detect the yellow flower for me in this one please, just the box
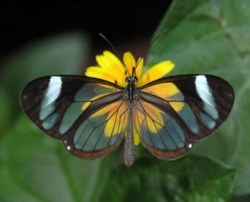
[85,51,177,145]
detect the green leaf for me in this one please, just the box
[0,115,117,202]
[0,32,89,120]
[0,114,236,202]
[0,87,11,136]
[100,156,236,202]
[147,0,250,195]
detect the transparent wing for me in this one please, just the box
[64,99,129,159]
[135,75,234,159]
[21,76,129,159]
[134,99,195,159]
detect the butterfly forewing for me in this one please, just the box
[21,76,128,159]
[137,74,234,159]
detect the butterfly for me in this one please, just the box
[20,50,234,168]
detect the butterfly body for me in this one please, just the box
[123,70,140,167]
[124,105,135,168]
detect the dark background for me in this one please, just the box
[0,2,172,58]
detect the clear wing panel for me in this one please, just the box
[66,100,129,159]
[134,100,195,160]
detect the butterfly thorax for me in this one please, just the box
[125,76,138,103]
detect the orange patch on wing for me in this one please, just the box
[72,137,123,159]
[74,147,111,159]
[143,144,187,159]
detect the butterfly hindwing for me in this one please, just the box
[134,98,196,160]
[136,74,234,159]
[21,76,129,159]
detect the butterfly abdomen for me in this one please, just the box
[124,105,135,168]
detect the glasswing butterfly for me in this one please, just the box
[20,38,234,168]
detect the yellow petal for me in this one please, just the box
[140,60,175,85]
[89,101,115,118]
[86,51,127,87]
[82,102,91,111]
[97,51,124,74]
[123,52,136,76]
[169,102,184,112]
[85,66,115,82]
[85,66,127,87]
[124,126,141,145]
[135,58,144,80]
[81,93,113,113]
[104,117,120,137]
[134,127,141,145]
[103,101,127,137]
[142,83,180,100]
[136,101,164,134]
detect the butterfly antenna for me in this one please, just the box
[135,30,168,70]
[99,33,130,75]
